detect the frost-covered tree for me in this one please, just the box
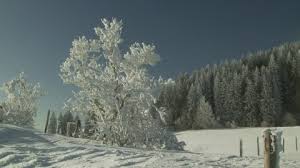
[269,55,283,124]
[260,67,276,126]
[183,84,199,129]
[60,18,182,149]
[233,73,244,124]
[244,78,259,126]
[0,72,45,128]
[48,112,57,134]
[173,73,190,129]
[192,96,216,129]
[213,72,226,124]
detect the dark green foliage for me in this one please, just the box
[157,42,300,130]
[83,111,97,137]
[61,111,74,135]
[47,112,57,134]
[57,112,63,134]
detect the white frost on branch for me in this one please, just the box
[60,18,182,149]
[0,72,45,127]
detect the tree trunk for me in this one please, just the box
[44,109,50,133]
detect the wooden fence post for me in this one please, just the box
[257,136,260,156]
[282,138,285,153]
[66,122,71,137]
[263,129,271,168]
[296,136,298,151]
[44,109,50,133]
[263,128,283,168]
[240,139,243,157]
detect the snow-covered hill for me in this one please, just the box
[0,124,299,168]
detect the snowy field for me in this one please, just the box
[176,127,300,164]
[0,124,300,168]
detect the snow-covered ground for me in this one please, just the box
[0,124,300,168]
[176,127,300,158]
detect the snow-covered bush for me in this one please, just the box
[0,72,45,128]
[60,18,182,150]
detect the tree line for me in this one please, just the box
[156,42,300,130]
[47,111,95,137]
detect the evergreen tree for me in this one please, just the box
[47,112,57,134]
[57,112,63,134]
[213,72,226,124]
[84,111,97,137]
[61,111,74,135]
[184,84,199,129]
[260,67,276,126]
[244,78,259,126]
[228,72,243,125]
[269,55,283,125]
[253,67,262,124]
[174,73,191,129]
[156,82,177,127]
[193,97,216,129]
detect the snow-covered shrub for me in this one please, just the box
[60,18,182,150]
[0,72,45,128]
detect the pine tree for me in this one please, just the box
[156,82,177,127]
[193,97,216,129]
[260,67,276,126]
[174,73,191,129]
[213,72,226,124]
[154,42,300,129]
[61,111,74,135]
[57,112,63,134]
[244,78,258,126]
[47,112,57,134]
[269,55,282,125]
[253,67,262,124]
[184,84,199,129]
[227,72,243,125]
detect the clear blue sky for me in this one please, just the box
[0,0,300,129]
